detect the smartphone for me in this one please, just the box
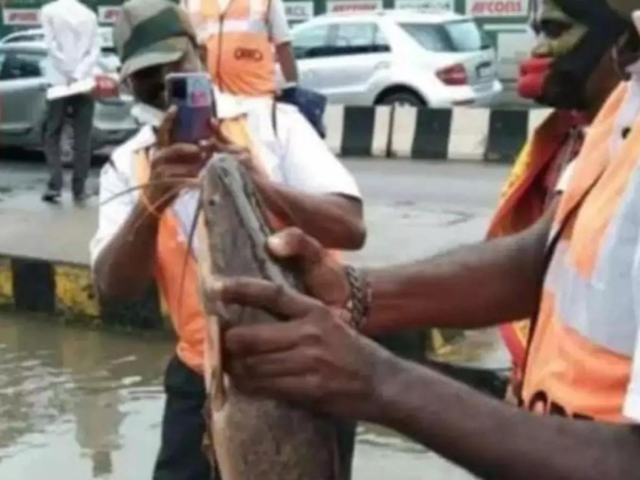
[166,72,215,144]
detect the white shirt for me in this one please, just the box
[90,100,360,266]
[41,0,100,86]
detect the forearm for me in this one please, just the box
[276,42,298,84]
[372,354,640,480]
[257,179,365,250]
[362,206,555,335]
[94,202,160,300]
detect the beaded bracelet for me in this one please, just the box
[343,265,372,331]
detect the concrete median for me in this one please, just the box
[324,104,551,163]
[0,192,457,357]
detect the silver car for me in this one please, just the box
[0,44,136,154]
[291,10,503,107]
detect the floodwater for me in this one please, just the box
[0,314,475,480]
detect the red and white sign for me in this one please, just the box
[2,8,41,26]
[467,0,529,17]
[285,1,313,21]
[327,0,382,14]
[98,6,121,24]
[395,0,453,10]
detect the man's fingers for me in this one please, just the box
[268,227,326,270]
[157,106,177,148]
[216,277,320,319]
[155,143,207,166]
[225,321,310,357]
[229,349,312,378]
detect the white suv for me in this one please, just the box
[290,9,503,107]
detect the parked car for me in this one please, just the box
[0,44,136,153]
[0,27,120,73]
[290,9,503,107]
[0,26,115,52]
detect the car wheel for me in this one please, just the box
[379,91,426,108]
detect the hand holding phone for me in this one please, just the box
[166,72,215,144]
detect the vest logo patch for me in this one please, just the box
[234,47,264,62]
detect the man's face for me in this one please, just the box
[128,48,201,110]
[519,0,626,109]
[531,0,587,60]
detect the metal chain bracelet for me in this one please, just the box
[343,265,371,331]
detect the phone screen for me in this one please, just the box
[166,73,215,144]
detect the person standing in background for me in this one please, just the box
[181,0,298,99]
[41,0,100,204]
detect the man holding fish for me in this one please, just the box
[217,0,640,477]
[90,1,364,478]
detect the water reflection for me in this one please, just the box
[0,314,474,480]
[0,314,169,478]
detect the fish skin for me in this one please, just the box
[195,154,346,480]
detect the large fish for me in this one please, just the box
[193,154,349,480]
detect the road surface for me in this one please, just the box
[0,155,511,480]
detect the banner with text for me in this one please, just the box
[467,0,529,17]
[395,0,453,10]
[98,6,121,24]
[2,8,40,25]
[285,1,314,21]
[326,0,382,13]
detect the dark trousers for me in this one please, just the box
[153,356,357,480]
[153,356,215,480]
[43,94,94,195]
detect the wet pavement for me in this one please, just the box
[0,313,477,480]
[0,157,510,479]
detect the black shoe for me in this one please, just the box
[42,189,61,204]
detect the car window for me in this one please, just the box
[5,33,42,44]
[399,23,449,52]
[0,52,43,80]
[443,20,491,52]
[293,25,331,59]
[332,23,390,55]
[400,20,491,53]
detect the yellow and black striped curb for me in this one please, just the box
[0,253,457,352]
[0,254,460,349]
[0,255,171,331]
[0,252,456,353]
[0,254,507,396]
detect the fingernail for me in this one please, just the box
[267,235,285,254]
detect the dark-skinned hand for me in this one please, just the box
[145,107,250,212]
[267,227,351,310]
[215,277,393,421]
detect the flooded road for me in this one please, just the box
[0,314,476,480]
[0,160,505,479]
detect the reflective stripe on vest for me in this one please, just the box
[521,83,640,422]
[185,0,276,96]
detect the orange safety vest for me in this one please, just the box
[522,83,639,421]
[487,111,586,378]
[135,116,339,373]
[184,0,277,97]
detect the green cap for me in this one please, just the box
[114,0,197,80]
